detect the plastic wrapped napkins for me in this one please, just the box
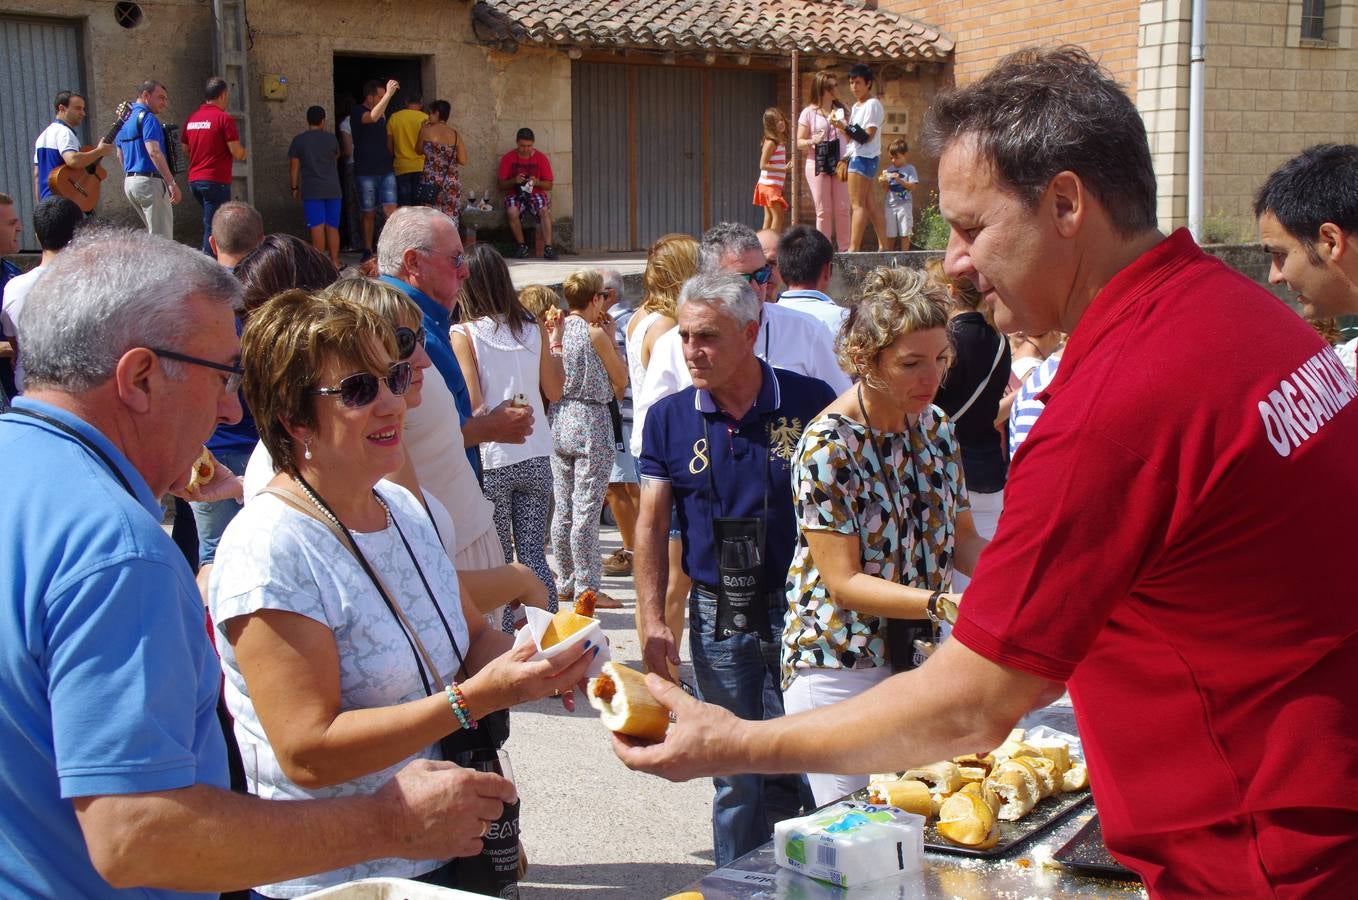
[774,801,924,888]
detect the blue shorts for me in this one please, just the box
[354,173,397,212]
[302,198,341,229]
[847,155,880,178]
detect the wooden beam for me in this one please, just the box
[701,69,712,231]
[628,66,638,251]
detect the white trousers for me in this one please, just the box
[783,665,894,806]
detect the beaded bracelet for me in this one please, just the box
[445,682,477,730]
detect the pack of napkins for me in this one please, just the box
[774,801,925,888]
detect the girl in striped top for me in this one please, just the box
[753,106,791,231]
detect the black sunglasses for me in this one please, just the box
[395,325,426,361]
[308,361,412,408]
[742,263,774,286]
[150,347,244,393]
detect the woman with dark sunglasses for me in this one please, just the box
[210,291,593,898]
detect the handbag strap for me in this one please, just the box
[257,486,451,691]
[949,332,1006,423]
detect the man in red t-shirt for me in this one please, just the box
[612,48,1358,898]
[1255,144,1358,320]
[182,76,246,255]
[497,127,557,261]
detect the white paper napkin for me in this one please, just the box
[511,606,611,678]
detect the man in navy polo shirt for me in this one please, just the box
[375,206,532,480]
[636,270,836,866]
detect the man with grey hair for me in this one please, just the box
[0,228,516,898]
[115,79,180,238]
[376,205,532,481]
[631,221,847,458]
[634,270,836,865]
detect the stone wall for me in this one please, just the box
[242,1,575,248]
[1199,0,1358,229]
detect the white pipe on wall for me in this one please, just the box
[1187,0,1206,241]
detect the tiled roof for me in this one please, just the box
[471,0,953,63]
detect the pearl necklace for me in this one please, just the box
[294,477,392,532]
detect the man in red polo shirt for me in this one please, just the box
[613,47,1358,898]
[182,76,246,255]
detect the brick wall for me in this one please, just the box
[885,0,1141,90]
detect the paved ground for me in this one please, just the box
[503,252,648,290]
[513,525,716,899]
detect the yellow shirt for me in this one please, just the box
[387,108,429,175]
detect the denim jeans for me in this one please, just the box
[190,180,232,255]
[189,447,251,566]
[689,585,797,866]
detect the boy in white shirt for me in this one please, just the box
[882,138,919,250]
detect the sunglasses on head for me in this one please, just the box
[743,263,774,286]
[395,325,426,361]
[308,361,413,408]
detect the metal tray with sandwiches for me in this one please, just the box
[858,726,1094,859]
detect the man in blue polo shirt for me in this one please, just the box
[0,227,516,898]
[376,206,533,480]
[636,270,836,866]
[116,80,180,238]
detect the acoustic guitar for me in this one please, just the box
[46,101,132,213]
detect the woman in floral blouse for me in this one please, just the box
[780,266,989,805]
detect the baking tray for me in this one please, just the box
[1052,813,1142,881]
[849,787,1093,859]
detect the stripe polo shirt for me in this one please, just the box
[33,120,80,200]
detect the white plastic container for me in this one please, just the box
[774,801,925,888]
[295,877,484,898]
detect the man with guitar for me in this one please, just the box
[33,92,115,207]
[115,80,180,238]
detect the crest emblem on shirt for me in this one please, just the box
[768,417,803,461]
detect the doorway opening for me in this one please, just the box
[331,53,426,252]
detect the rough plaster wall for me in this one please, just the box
[232,1,572,241]
[7,0,216,237]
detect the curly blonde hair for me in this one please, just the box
[640,233,699,318]
[837,267,952,390]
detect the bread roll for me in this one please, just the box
[867,778,933,821]
[587,662,669,741]
[187,447,214,492]
[957,766,987,786]
[959,781,1001,816]
[541,610,596,648]
[987,760,1039,821]
[952,752,995,774]
[1030,738,1071,776]
[936,790,1000,849]
[1025,756,1057,798]
[904,761,963,795]
[1062,763,1089,792]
